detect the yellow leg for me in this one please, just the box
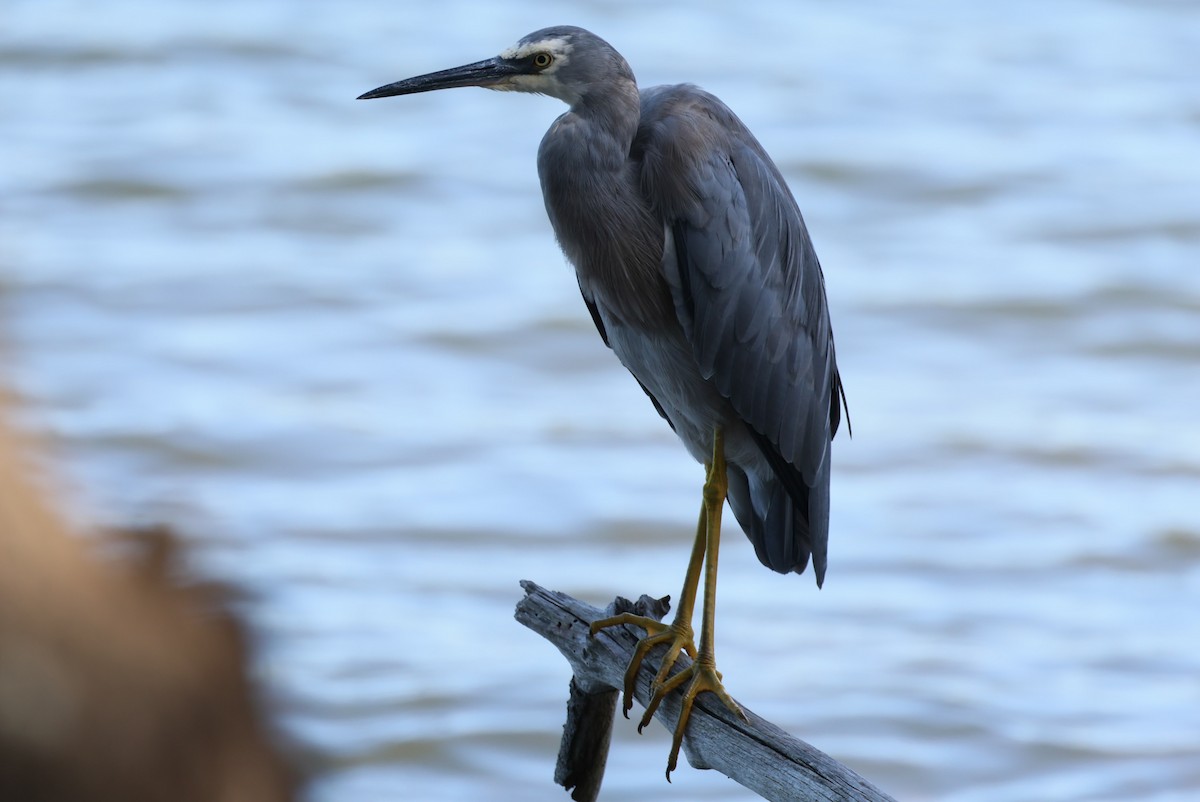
[589,427,746,779]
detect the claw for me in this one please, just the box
[591,614,695,719]
[668,663,739,778]
[591,612,744,780]
[642,657,745,779]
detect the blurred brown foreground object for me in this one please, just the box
[0,417,294,802]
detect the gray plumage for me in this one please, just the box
[360,26,845,584]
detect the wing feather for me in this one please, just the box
[637,85,843,578]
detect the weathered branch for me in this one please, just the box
[515,580,896,802]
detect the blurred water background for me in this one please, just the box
[3,1,1199,799]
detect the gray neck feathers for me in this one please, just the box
[537,82,671,329]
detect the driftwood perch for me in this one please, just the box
[515,580,896,802]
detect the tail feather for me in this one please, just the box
[726,465,824,584]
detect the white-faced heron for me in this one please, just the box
[359,25,847,778]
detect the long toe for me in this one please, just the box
[590,615,697,720]
[662,661,745,780]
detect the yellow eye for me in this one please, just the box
[532,52,553,69]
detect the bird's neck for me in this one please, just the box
[538,85,671,329]
[572,81,641,154]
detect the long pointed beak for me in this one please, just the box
[357,57,521,100]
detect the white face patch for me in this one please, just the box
[499,36,573,67]
[492,36,580,103]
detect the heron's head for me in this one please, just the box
[358,26,634,108]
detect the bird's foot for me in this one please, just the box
[639,653,745,779]
[589,613,697,719]
[591,613,744,779]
